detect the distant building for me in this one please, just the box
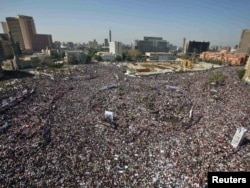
[104,38,109,47]
[184,40,210,54]
[88,39,98,49]
[64,50,84,63]
[133,37,168,54]
[96,52,115,61]
[200,51,248,65]
[32,34,53,52]
[222,46,231,53]
[54,41,61,49]
[210,45,219,52]
[1,15,53,54]
[238,29,250,55]
[109,41,122,57]
[0,33,13,59]
[67,42,74,49]
[21,52,49,63]
[182,38,186,53]
[145,52,176,61]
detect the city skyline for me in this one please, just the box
[1,0,250,47]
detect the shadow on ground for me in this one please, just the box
[0,70,34,81]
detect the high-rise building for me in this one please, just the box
[0,33,14,59]
[1,22,9,34]
[109,30,111,42]
[238,29,250,55]
[109,41,122,57]
[104,38,109,47]
[3,17,25,51]
[133,37,168,54]
[1,15,53,53]
[182,38,186,52]
[184,40,210,54]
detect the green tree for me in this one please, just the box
[236,69,246,80]
[60,51,65,59]
[31,57,41,67]
[209,71,226,85]
[68,54,78,64]
[83,55,91,64]
[115,55,122,62]
[43,57,54,65]
[50,50,59,59]
[122,52,132,61]
[94,55,102,62]
[128,49,141,61]
[88,48,97,58]
[48,62,63,68]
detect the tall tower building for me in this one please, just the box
[109,30,111,42]
[18,15,37,52]
[1,15,53,53]
[183,37,186,52]
[238,29,250,55]
[1,22,9,34]
[104,38,108,47]
[5,17,25,51]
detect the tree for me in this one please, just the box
[209,71,226,85]
[43,57,54,65]
[31,57,41,67]
[50,50,59,59]
[60,52,65,59]
[94,55,102,62]
[122,52,132,61]
[128,49,141,61]
[88,48,97,58]
[115,55,122,62]
[236,69,246,80]
[67,54,78,64]
[83,55,91,64]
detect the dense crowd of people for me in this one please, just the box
[0,63,249,187]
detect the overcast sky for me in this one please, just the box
[1,0,250,47]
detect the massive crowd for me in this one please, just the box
[0,63,249,187]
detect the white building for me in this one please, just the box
[109,41,122,57]
[145,52,176,61]
[96,52,115,61]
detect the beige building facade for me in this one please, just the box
[238,29,250,55]
[1,15,53,54]
[244,57,250,83]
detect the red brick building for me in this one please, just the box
[200,51,248,65]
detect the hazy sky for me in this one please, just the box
[1,0,250,47]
